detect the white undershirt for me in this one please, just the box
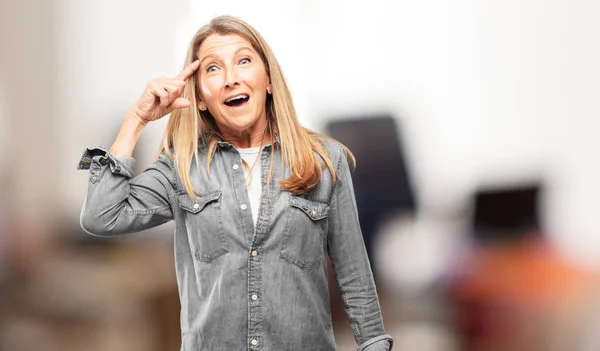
[235,146,262,227]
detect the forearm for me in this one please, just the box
[330,232,389,348]
[108,109,146,158]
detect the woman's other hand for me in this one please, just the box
[130,60,200,124]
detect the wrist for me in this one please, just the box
[126,107,150,127]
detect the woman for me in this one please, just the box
[78,15,393,351]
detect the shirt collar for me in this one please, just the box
[216,135,280,148]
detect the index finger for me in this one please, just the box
[174,59,200,81]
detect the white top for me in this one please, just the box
[235,146,262,227]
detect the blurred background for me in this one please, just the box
[1,0,599,350]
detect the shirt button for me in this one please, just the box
[193,203,200,210]
[251,294,258,301]
[251,250,257,257]
[251,339,258,346]
[233,164,239,170]
[311,209,316,216]
[240,204,247,210]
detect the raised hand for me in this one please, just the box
[130,60,200,124]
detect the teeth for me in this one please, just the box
[226,95,248,103]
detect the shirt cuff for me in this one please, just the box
[77,146,135,179]
[357,334,394,351]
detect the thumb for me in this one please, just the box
[171,97,191,109]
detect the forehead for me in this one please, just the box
[198,34,255,57]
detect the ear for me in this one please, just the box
[267,84,272,95]
[197,100,207,111]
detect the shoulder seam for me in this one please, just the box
[327,142,345,204]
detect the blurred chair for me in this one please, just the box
[326,115,416,276]
[326,115,432,349]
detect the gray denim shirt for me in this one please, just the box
[77,137,393,351]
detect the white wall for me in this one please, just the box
[53,0,600,263]
[1,0,61,242]
[57,0,188,217]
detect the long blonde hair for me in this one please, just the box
[158,15,353,198]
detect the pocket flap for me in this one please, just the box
[178,190,222,214]
[290,195,330,220]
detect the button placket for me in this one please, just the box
[247,148,269,350]
[248,246,262,348]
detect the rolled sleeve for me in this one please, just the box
[77,146,175,236]
[358,334,394,351]
[77,146,135,181]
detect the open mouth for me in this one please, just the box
[224,94,250,107]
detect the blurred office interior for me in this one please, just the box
[1,0,599,350]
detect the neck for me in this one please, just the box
[219,117,271,148]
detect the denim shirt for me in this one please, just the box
[77,137,393,351]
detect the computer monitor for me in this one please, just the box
[472,183,542,243]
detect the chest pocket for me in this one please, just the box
[178,190,229,263]
[280,195,330,269]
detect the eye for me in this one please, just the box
[206,64,218,73]
[239,57,251,65]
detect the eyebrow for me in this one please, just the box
[199,46,255,66]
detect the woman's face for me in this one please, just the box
[196,34,271,135]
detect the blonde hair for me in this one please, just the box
[158,15,354,198]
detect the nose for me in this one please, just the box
[224,67,239,88]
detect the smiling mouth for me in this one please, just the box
[224,95,250,107]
